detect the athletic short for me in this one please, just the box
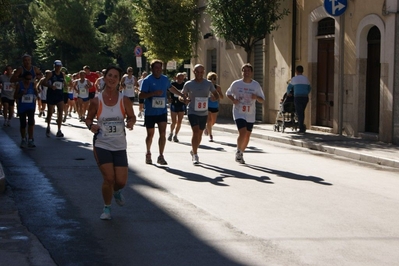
[188,114,207,130]
[235,118,254,132]
[19,109,35,128]
[94,146,128,167]
[208,107,219,113]
[79,97,90,102]
[46,94,63,106]
[68,93,74,100]
[128,97,135,103]
[170,104,186,113]
[1,97,15,106]
[63,93,69,104]
[41,100,47,104]
[144,113,168,128]
[88,92,95,99]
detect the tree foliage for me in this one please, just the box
[0,0,11,22]
[206,0,289,62]
[133,0,199,67]
[0,0,36,67]
[104,0,141,72]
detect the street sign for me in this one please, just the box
[166,61,177,70]
[134,46,143,57]
[136,56,142,68]
[184,64,190,69]
[324,0,347,17]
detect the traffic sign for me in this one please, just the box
[136,56,142,68]
[134,46,142,57]
[324,0,347,17]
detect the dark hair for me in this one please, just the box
[150,59,163,69]
[104,65,123,81]
[296,65,304,73]
[241,63,253,72]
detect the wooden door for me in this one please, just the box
[316,39,334,127]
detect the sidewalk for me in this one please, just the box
[207,117,399,169]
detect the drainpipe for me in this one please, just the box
[291,0,297,77]
[338,15,345,135]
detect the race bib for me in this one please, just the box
[21,94,34,103]
[194,97,208,111]
[3,82,12,91]
[152,97,166,108]
[54,81,63,90]
[79,87,87,95]
[126,84,134,90]
[101,120,124,137]
[238,103,254,114]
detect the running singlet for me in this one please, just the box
[94,93,127,151]
[123,76,136,98]
[77,79,89,99]
[17,81,36,113]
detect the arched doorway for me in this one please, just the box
[365,26,381,133]
[316,18,335,127]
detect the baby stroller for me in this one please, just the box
[273,92,298,133]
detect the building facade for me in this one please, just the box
[193,0,399,144]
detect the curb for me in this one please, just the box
[211,124,399,169]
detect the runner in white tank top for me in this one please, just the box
[85,66,136,220]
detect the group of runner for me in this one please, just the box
[1,56,265,220]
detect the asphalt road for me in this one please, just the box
[1,107,399,266]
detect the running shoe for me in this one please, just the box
[209,135,214,142]
[138,111,142,118]
[20,139,27,148]
[56,130,64,137]
[235,151,245,164]
[28,139,36,148]
[38,112,42,117]
[145,152,152,164]
[46,126,50,137]
[173,135,179,142]
[62,116,67,123]
[167,133,173,141]
[157,155,168,165]
[192,154,199,165]
[100,206,111,220]
[113,190,125,206]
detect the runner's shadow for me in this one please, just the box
[159,166,229,186]
[211,140,264,153]
[245,164,333,186]
[198,163,273,184]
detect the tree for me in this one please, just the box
[0,0,11,22]
[206,0,289,62]
[0,0,36,66]
[29,0,106,69]
[104,0,141,72]
[133,0,199,70]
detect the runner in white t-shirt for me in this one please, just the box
[226,63,265,164]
